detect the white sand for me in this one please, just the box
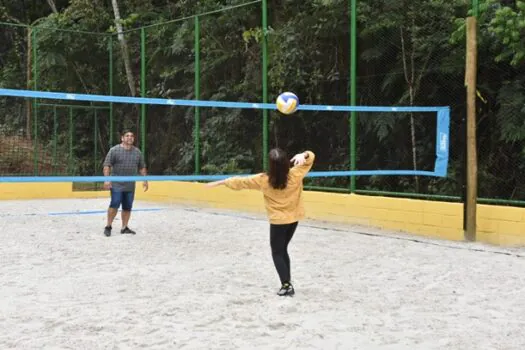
[1,198,525,350]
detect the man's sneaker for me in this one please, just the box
[277,282,295,297]
[104,226,112,237]
[120,226,136,235]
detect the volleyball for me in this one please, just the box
[276,92,299,115]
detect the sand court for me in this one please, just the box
[1,198,525,349]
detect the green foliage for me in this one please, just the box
[0,0,524,201]
[497,80,525,142]
[488,0,525,66]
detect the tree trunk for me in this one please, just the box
[46,0,58,13]
[45,0,90,92]
[110,0,136,97]
[400,25,419,191]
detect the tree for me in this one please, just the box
[110,0,136,97]
[46,0,58,14]
[489,0,525,66]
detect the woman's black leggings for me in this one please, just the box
[270,222,298,284]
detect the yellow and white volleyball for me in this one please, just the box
[276,92,299,115]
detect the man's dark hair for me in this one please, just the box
[267,148,290,190]
[121,130,134,137]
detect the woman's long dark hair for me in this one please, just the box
[267,148,290,189]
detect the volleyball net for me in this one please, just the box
[0,88,449,184]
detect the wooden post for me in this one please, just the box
[465,16,478,241]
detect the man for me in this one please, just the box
[102,130,148,237]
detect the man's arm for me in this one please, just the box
[137,150,148,190]
[102,149,113,190]
[140,167,148,191]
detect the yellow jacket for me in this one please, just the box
[224,151,315,224]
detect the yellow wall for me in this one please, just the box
[2,181,525,246]
[134,182,465,243]
[0,183,101,200]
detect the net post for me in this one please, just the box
[464,16,478,242]
[94,109,98,176]
[349,0,357,193]
[194,16,201,175]
[108,35,114,147]
[262,0,269,171]
[69,107,74,175]
[53,106,58,175]
[140,27,147,159]
[32,27,38,175]
[26,26,32,141]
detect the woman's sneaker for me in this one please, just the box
[277,282,295,296]
[120,227,136,234]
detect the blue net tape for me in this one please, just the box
[0,88,448,112]
[0,171,440,183]
[0,88,450,181]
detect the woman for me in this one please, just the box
[206,148,315,296]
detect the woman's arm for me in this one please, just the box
[206,179,227,188]
[206,174,264,190]
[290,151,315,177]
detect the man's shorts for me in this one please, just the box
[109,190,135,211]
